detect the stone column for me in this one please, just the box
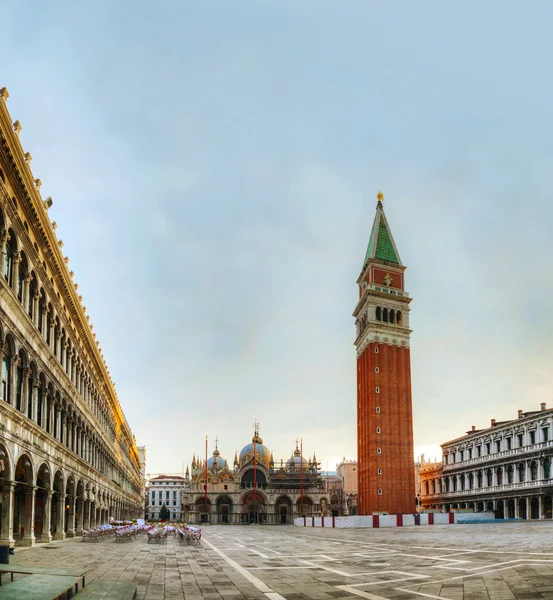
[54,330,60,361]
[62,341,68,371]
[22,273,31,314]
[526,497,531,520]
[85,499,90,530]
[42,491,53,543]
[12,252,21,295]
[10,355,20,407]
[0,229,9,279]
[539,495,544,520]
[66,495,76,537]
[22,368,31,417]
[32,292,40,328]
[32,383,39,424]
[22,486,36,546]
[0,482,15,547]
[514,498,519,519]
[76,496,84,535]
[42,305,49,339]
[48,317,55,352]
[55,493,65,540]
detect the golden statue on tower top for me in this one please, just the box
[377,191,384,203]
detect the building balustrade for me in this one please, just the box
[443,440,553,471]
[442,477,553,497]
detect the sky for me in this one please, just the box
[2,1,553,476]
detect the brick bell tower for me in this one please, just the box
[354,192,415,515]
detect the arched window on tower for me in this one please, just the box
[389,310,395,324]
[383,308,388,323]
[397,311,402,325]
[375,307,381,321]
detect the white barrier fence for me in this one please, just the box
[293,512,495,528]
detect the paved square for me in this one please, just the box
[8,522,553,599]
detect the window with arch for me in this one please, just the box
[389,310,395,324]
[374,347,379,353]
[15,356,23,411]
[1,345,10,402]
[376,427,381,433]
[396,310,402,324]
[377,488,382,495]
[506,464,514,483]
[375,367,379,373]
[27,369,33,418]
[383,308,388,322]
[377,448,381,454]
[4,232,16,286]
[375,306,381,321]
[376,406,380,413]
[377,468,382,475]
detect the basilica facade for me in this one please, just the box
[181,430,328,524]
[0,88,144,546]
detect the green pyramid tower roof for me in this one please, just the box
[363,196,402,268]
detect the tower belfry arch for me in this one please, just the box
[354,192,415,515]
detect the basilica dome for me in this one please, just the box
[207,448,227,470]
[286,445,308,470]
[239,432,271,469]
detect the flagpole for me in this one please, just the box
[205,434,208,523]
[253,420,257,522]
[300,438,304,515]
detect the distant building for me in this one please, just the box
[336,459,358,515]
[420,404,553,519]
[418,457,443,512]
[354,193,415,515]
[148,475,186,521]
[181,427,328,524]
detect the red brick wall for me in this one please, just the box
[357,343,415,515]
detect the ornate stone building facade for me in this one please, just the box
[181,429,328,524]
[148,475,186,521]
[0,88,144,546]
[354,194,415,515]
[420,404,553,519]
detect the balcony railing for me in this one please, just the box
[443,440,553,471]
[441,478,553,497]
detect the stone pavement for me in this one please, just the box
[7,522,553,599]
